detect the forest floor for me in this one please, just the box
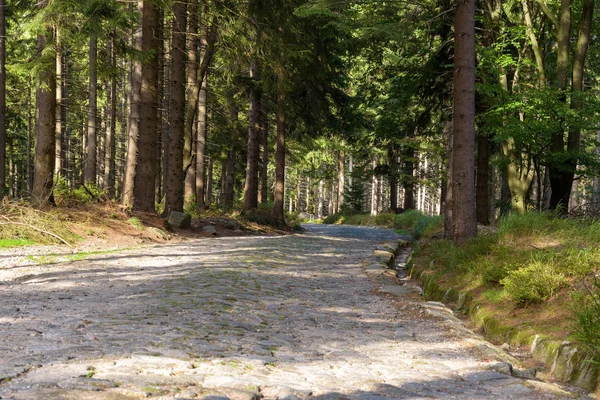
[0,223,592,399]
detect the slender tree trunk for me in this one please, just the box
[451,0,477,245]
[105,37,117,198]
[337,150,344,213]
[0,0,5,198]
[122,5,143,207]
[195,75,208,212]
[53,31,62,181]
[156,11,165,205]
[388,145,398,211]
[32,26,56,204]
[548,0,572,211]
[85,36,98,186]
[259,100,269,204]
[184,0,198,205]
[207,157,213,206]
[132,0,160,212]
[165,0,187,215]
[27,86,33,194]
[370,156,378,216]
[272,76,286,221]
[476,132,490,224]
[242,63,260,212]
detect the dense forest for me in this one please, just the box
[0,0,598,245]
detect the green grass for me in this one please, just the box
[414,212,600,353]
[322,209,443,239]
[0,238,36,248]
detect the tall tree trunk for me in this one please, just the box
[0,0,5,198]
[184,0,198,205]
[317,179,324,218]
[402,130,415,210]
[32,25,56,204]
[223,90,238,210]
[122,4,143,207]
[105,37,117,198]
[337,150,344,213]
[451,0,477,245]
[132,0,160,212]
[85,36,98,186]
[27,86,33,194]
[54,32,63,180]
[388,145,398,211]
[207,156,213,206]
[259,100,269,204]
[548,0,573,211]
[272,76,286,221]
[242,63,260,212]
[370,156,378,216]
[476,132,490,225]
[165,0,187,215]
[195,75,208,212]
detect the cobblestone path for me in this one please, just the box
[0,225,588,399]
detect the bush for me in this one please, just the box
[574,274,600,359]
[501,261,567,305]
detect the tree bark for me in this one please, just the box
[54,31,62,180]
[548,0,572,211]
[132,0,160,212]
[476,132,490,225]
[243,62,261,212]
[0,0,5,198]
[195,75,208,212]
[272,75,286,221]
[388,145,397,211]
[451,0,477,245]
[337,150,345,213]
[122,4,143,207]
[184,0,198,205]
[105,37,117,198]
[85,35,98,186]
[207,156,213,206]
[32,25,56,205]
[259,100,269,204]
[165,0,187,215]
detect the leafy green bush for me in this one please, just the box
[501,261,567,305]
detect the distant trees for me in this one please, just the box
[1,0,599,245]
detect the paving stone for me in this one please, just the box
[0,224,587,400]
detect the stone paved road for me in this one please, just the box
[0,225,587,399]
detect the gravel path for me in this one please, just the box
[0,224,587,399]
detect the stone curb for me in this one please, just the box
[360,240,585,397]
[409,263,600,395]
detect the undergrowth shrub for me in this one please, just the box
[501,261,567,305]
[574,274,600,359]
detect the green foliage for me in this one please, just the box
[54,178,103,204]
[391,210,443,239]
[0,238,36,248]
[574,275,600,359]
[501,261,567,305]
[128,217,144,231]
[0,201,79,245]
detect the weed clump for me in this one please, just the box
[0,201,79,245]
[501,261,567,305]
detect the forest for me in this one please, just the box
[0,0,598,245]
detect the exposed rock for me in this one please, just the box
[201,225,217,235]
[167,211,192,229]
[148,227,170,240]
